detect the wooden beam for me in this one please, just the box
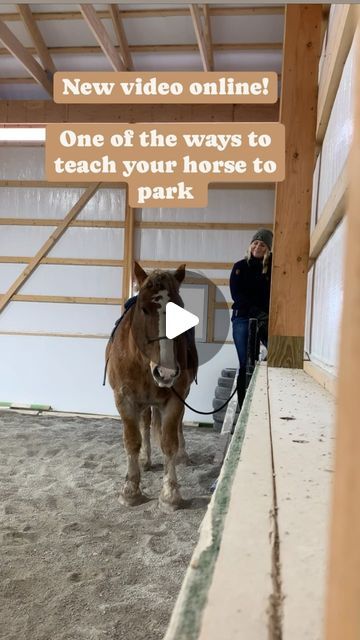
[325,19,360,639]
[309,163,348,260]
[0,101,279,123]
[0,330,112,339]
[135,221,273,231]
[190,4,211,71]
[0,7,284,23]
[0,184,100,315]
[109,4,133,70]
[303,360,337,396]
[0,18,52,96]
[79,4,125,71]
[0,218,124,228]
[317,5,357,143]
[140,260,232,270]
[0,180,123,188]
[0,179,275,190]
[17,4,56,74]
[202,4,214,71]
[122,189,135,301]
[268,5,323,369]
[4,294,121,305]
[0,256,124,267]
[0,42,283,56]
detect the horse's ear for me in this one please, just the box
[134,261,148,286]
[174,264,186,285]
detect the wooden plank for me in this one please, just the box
[325,22,360,639]
[0,184,100,315]
[190,4,212,71]
[268,367,334,640]
[0,218,124,228]
[184,277,228,286]
[140,260,233,270]
[0,76,36,84]
[0,7,284,22]
[0,330,111,339]
[17,4,56,74]
[0,180,275,191]
[109,4,132,70]
[122,191,134,301]
[195,366,274,640]
[0,101,279,123]
[0,180,118,188]
[206,282,216,342]
[0,42,284,56]
[79,4,125,71]
[0,18,52,96]
[0,257,124,267]
[136,221,272,231]
[5,294,121,305]
[309,163,348,260]
[268,5,323,368]
[303,360,337,396]
[317,5,357,143]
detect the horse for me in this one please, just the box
[105,262,198,511]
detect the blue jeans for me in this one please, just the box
[232,317,249,369]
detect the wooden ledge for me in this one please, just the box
[165,365,335,639]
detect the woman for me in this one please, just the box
[230,228,273,370]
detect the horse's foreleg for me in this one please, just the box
[139,407,151,470]
[159,401,183,511]
[115,393,146,506]
[175,406,191,465]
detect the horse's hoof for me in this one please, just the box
[158,496,182,513]
[119,492,148,506]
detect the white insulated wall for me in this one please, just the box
[0,148,274,418]
[306,23,355,373]
[137,187,274,343]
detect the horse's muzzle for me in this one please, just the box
[151,364,180,388]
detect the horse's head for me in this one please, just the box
[131,262,186,388]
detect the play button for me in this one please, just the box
[166,302,199,339]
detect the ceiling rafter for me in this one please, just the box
[202,4,214,71]
[190,4,212,71]
[79,3,125,71]
[0,18,52,96]
[109,4,133,70]
[17,4,56,74]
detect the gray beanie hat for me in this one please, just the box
[251,228,273,250]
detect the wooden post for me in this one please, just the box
[268,4,323,368]
[325,24,360,640]
[122,187,135,301]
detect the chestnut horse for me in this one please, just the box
[105,262,198,511]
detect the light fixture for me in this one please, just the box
[0,128,46,142]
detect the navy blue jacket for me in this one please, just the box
[230,255,272,318]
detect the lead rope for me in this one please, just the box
[171,384,238,416]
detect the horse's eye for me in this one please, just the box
[141,307,149,315]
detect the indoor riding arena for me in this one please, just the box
[0,3,359,640]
